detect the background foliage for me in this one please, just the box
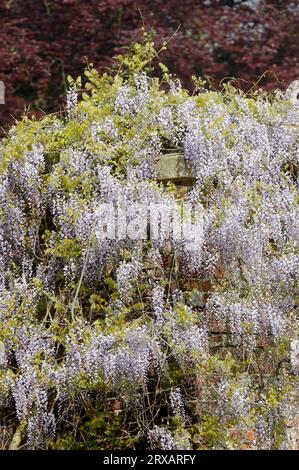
[0,0,299,131]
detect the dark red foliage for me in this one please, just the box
[0,0,298,131]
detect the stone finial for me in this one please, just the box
[155,153,195,184]
[285,80,299,105]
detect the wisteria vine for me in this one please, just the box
[0,43,298,450]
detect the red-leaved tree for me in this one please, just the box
[0,0,298,131]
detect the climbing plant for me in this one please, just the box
[0,37,298,450]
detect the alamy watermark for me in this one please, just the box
[0,81,5,104]
[94,201,204,251]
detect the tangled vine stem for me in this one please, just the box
[9,421,27,450]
